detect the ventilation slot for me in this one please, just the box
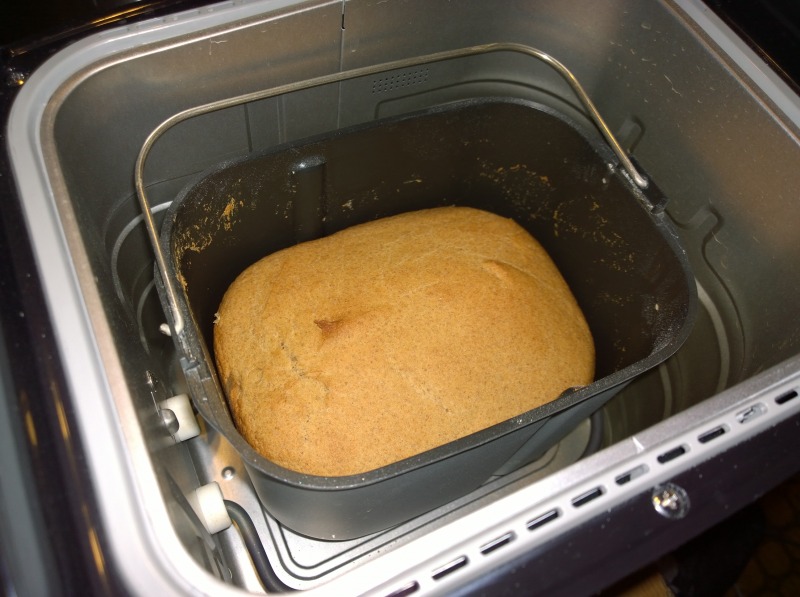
[698,425,727,444]
[431,556,468,581]
[571,486,605,508]
[480,532,515,556]
[657,445,687,464]
[527,509,560,531]
[372,68,430,94]
[615,464,649,485]
[736,403,766,424]
[385,581,419,597]
[776,389,799,405]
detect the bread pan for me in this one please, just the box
[153,94,696,540]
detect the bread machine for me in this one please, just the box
[1,1,799,594]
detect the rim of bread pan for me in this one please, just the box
[155,95,697,492]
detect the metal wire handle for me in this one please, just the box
[135,41,648,335]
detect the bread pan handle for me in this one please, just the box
[135,42,648,336]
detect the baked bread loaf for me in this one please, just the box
[214,206,594,477]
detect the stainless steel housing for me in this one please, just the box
[6,0,800,594]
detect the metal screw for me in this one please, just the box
[652,482,690,520]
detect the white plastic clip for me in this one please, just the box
[159,393,200,442]
[187,482,231,534]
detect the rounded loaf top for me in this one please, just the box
[213,206,595,477]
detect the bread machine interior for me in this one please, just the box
[158,95,695,541]
[12,0,800,593]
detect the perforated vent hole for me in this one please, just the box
[384,581,419,597]
[776,389,799,405]
[431,556,468,580]
[571,486,605,508]
[615,464,649,486]
[372,68,430,94]
[480,532,515,555]
[657,445,688,464]
[737,402,767,424]
[527,508,560,531]
[698,425,727,444]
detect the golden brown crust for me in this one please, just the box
[214,206,594,476]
